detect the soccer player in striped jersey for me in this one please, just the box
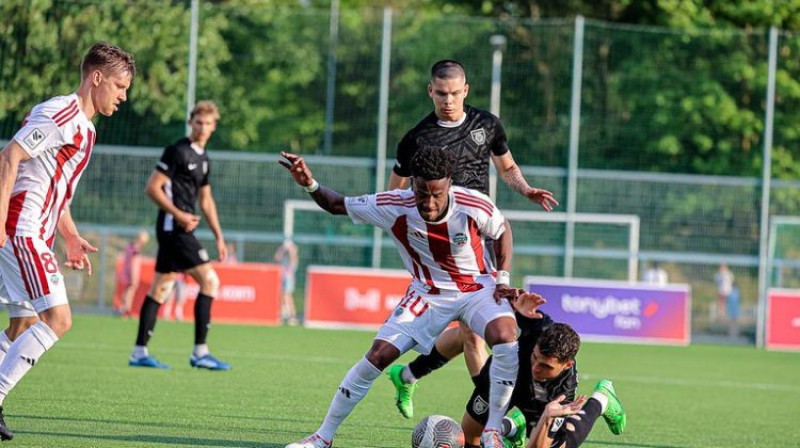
[281,146,532,448]
[0,42,135,440]
[386,59,559,424]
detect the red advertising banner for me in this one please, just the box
[305,266,413,330]
[113,257,282,325]
[766,289,800,351]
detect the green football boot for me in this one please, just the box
[502,409,528,448]
[386,364,417,419]
[594,379,626,435]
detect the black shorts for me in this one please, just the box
[465,358,537,437]
[155,230,209,273]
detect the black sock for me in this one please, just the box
[135,296,161,346]
[408,346,450,380]
[560,397,603,448]
[194,293,213,345]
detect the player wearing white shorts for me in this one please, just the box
[281,146,535,448]
[0,42,135,440]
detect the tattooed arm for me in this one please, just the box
[492,152,559,212]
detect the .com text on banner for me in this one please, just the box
[525,276,691,345]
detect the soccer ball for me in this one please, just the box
[411,415,465,448]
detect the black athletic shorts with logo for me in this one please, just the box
[155,229,209,273]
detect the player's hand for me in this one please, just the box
[279,151,314,188]
[494,284,521,304]
[525,187,559,212]
[216,238,227,262]
[64,235,99,276]
[509,292,546,318]
[176,211,201,232]
[543,395,587,418]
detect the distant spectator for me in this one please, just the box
[223,242,239,264]
[642,262,668,286]
[726,282,741,339]
[119,230,150,318]
[274,240,299,326]
[714,264,734,321]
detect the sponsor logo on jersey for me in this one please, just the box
[473,396,489,415]
[188,162,198,170]
[452,232,468,246]
[23,128,46,149]
[470,128,486,145]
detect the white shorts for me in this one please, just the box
[0,236,68,314]
[375,277,515,355]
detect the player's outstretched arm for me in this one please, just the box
[0,142,31,247]
[492,152,558,212]
[279,151,347,215]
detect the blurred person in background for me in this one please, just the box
[274,240,298,326]
[714,263,734,322]
[118,230,150,318]
[642,261,668,286]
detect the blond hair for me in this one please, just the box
[190,100,220,120]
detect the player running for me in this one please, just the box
[282,146,530,448]
[0,42,135,440]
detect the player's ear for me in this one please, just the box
[92,70,103,87]
[427,83,434,98]
[463,83,469,98]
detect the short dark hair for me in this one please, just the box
[81,42,136,79]
[410,146,456,181]
[537,323,580,363]
[430,60,466,81]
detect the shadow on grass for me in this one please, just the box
[585,441,689,448]
[16,431,284,447]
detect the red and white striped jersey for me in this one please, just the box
[8,94,96,246]
[345,186,505,293]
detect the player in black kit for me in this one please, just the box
[128,101,231,371]
[387,60,559,423]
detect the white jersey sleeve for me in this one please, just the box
[453,187,506,240]
[12,109,68,159]
[345,193,396,230]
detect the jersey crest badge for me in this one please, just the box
[23,128,46,149]
[452,233,468,246]
[470,128,486,145]
[472,396,489,415]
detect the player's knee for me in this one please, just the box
[152,280,176,303]
[201,269,220,296]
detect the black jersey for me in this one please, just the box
[393,105,510,195]
[155,137,210,232]
[513,311,578,433]
[466,311,578,436]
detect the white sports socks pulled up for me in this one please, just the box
[316,357,382,441]
[486,341,519,432]
[0,322,59,405]
[0,332,12,364]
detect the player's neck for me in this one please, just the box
[435,109,466,127]
[74,87,96,120]
[189,135,208,149]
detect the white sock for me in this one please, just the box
[193,344,209,358]
[0,322,58,405]
[131,345,148,360]
[0,332,12,364]
[401,365,417,384]
[317,357,381,441]
[485,341,519,431]
[591,391,609,413]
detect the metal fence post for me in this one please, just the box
[185,0,199,133]
[564,15,585,278]
[756,26,778,348]
[372,6,392,268]
[322,0,340,155]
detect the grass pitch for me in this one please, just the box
[2,314,797,447]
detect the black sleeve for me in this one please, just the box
[516,311,554,343]
[201,158,210,187]
[489,115,510,157]
[392,131,415,177]
[156,144,180,179]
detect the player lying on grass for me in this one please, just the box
[281,145,530,448]
[389,294,626,448]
